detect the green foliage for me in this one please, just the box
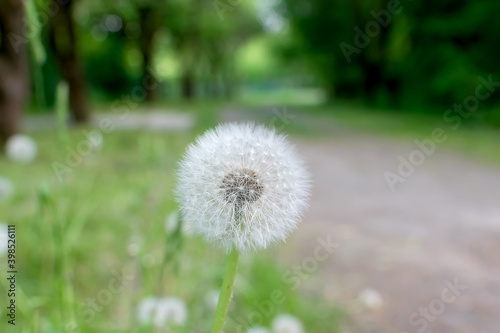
[282,0,500,114]
[83,35,135,95]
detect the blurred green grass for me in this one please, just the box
[0,119,341,332]
[2,100,499,332]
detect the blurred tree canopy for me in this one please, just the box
[282,0,500,110]
[69,0,260,101]
[1,0,500,144]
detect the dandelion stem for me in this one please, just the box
[211,248,239,333]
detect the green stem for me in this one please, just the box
[211,248,239,333]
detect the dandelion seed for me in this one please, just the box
[175,122,310,253]
[358,288,383,309]
[0,178,14,202]
[272,314,304,333]
[5,134,38,164]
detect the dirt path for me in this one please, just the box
[283,135,500,333]
[221,106,499,332]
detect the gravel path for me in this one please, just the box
[222,106,499,332]
[23,110,194,132]
[283,135,500,333]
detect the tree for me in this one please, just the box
[165,0,202,100]
[137,3,160,102]
[0,0,30,146]
[282,0,399,104]
[283,0,500,109]
[48,0,89,123]
[199,0,261,99]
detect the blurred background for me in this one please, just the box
[0,0,499,332]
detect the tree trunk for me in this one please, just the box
[181,70,195,100]
[48,0,89,123]
[0,0,30,147]
[139,6,158,103]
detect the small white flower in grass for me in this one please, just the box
[6,134,38,164]
[137,297,157,324]
[272,314,304,333]
[175,123,310,253]
[127,238,141,257]
[247,327,271,333]
[137,297,187,327]
[154,297,188,327]
[358,288,383,309]
[0,223,8,256]
[0,178,14,202]
[205,289,220,310]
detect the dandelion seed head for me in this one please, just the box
[154,297,187,327]
[175,123,310,253]
[6,134,38,164]
[137,297,157,324]
[272,314,304,333]
[137,297,187,327]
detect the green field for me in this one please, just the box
[0,111,341,333]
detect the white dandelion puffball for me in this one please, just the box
[247,327,271,333]
[359,288,383,310]
[5,134,38,164]
[154,297,187,327]
[272,314,304,333]
[0,223,8,256]
[0,178,14,202]
[137,297,158,324]
[175,123,310,253]
[137,297,187,327]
